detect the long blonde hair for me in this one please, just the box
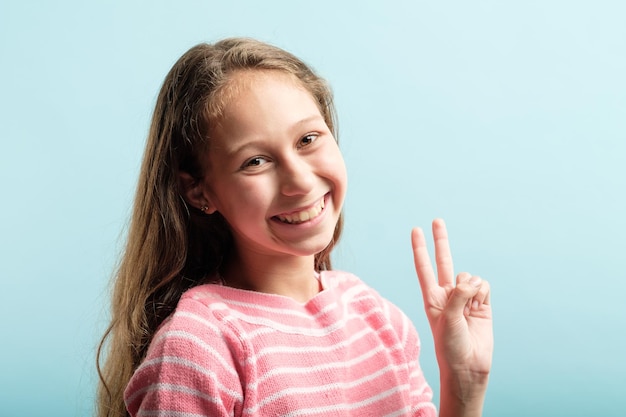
[96,38,343,417]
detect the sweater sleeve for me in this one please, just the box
[385,300,437,417]
[124,299,244,417]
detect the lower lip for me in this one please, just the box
[271,194,329,229]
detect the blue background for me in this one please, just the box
[1,1,624,416]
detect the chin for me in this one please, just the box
[284,234,336,258]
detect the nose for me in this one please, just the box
[279,155,315,196]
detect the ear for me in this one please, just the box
[178,172,217,214]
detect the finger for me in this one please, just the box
[455,272,472,285]
[447,273,482,317]
[466,278,489,312]
[472,279,491,308]
[411,227,436,294]
[455,272,473,314]
[433,218,454,288]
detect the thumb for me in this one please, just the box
[445,273,482,316]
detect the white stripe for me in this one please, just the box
[408,359,423,380]
[246,326,394,362]
[411,381,432,397]
[245,326,375,366]
[188,283,384,340]
[245,366,409,414]
[242,306,389,341]
[127,383,219,408]
[277,385,411,417]
[239,325,394,387]
[383,402,438,417]
[193,282,375,326]
[134,356,243,402]
[413,403,438,414]
[382,297,391,319]
[250,340,405,389]
[137,410,214,417]
[241,325,276,340]
[384,406,413,417]
[219,310,346,336]
[400,307,409,346]
[250,321,395,363]
[175,310,221,333]
[239,305,387,339]
[339,283,373,305]
[197,292,340,320]
[151,330,239,378]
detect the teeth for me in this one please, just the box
[277,198,325,224]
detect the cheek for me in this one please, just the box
[324,146,348,189]
[217,179,274,217]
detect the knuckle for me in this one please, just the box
[455,272,472,284]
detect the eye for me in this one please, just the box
[241,156,269,170]
[297,133,318,149]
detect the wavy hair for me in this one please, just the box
[96,38,343,417]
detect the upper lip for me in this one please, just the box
[273,194,327,217]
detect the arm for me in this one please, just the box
[124,303,244,416]
[411,219,493,417]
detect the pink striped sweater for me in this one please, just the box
[124,270,436,416]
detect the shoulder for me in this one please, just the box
[321,270,405,315]
[146,284,249,358]
[124,285,246,415]
[137,285,246,376]
[322,270,419,346]
[319,269,377,299]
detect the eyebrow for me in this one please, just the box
[226,114,326,156]
[293,114,325,127]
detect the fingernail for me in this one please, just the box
[470,276,482,287]
[472,300,479,310]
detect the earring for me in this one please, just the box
[200,205,209,213]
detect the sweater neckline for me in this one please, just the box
[189,271,332,308]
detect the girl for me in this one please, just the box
[97,37,493,417]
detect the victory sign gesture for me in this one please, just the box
[411,219,493,417]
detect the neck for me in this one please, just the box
[223,250,320,303]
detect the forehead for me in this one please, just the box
[221,69,317,113]
[210,70,324,141]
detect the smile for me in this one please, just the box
[274,197,325,224]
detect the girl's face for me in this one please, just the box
[199,71,347,262]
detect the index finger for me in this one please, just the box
[411,226,436,294]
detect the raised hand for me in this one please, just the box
[411,219,493,415]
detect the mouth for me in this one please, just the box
[273,196,326,224]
